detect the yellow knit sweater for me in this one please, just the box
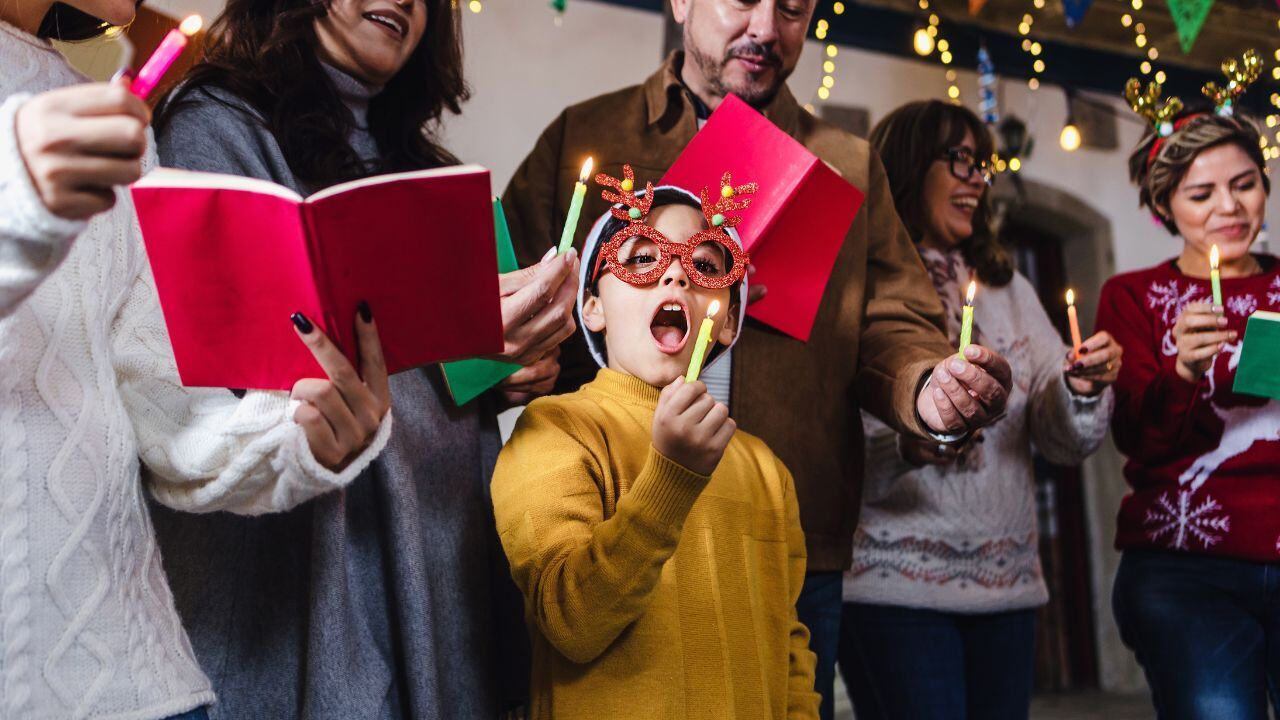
[492,369,819,719]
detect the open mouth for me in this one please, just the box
[650,300,690,354]
[363,10,407,39]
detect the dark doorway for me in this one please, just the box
[998,213,1100,691]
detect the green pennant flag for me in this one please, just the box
[1167,0,1214,54]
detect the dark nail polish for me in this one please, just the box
[291,311,314,334]
[357,300,372,323]
[1071,362,1084,372]
[1078,346,1089,355]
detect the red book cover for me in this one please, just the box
[131,165,503,390]
[662,94,863,341]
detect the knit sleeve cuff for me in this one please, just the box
[625,447,711,531]
[0,93,87,243]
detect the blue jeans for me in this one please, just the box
[837,602,1036,720]
[797,571,843,720]
[164,708,209,720]
[1113,549,1280,720]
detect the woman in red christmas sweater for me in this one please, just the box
[1098,81,1280,718]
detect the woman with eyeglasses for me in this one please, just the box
[835,100,1122,719]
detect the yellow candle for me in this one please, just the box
[558,156,593,255]
[685,300,721,383]
[957,280,976,356]
[1066,288,1083,356]
[1210,244,1223,308]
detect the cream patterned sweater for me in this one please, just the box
[843,252,1113,613]
[0,22,390,719]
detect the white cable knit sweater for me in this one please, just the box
[0,22,390,719]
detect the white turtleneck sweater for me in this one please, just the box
[0,21,391,720]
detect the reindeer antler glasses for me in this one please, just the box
[591,165,756,290]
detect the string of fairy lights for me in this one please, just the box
[807,1,847,110]
[1017,3,1045,91]
[911,0,961,102]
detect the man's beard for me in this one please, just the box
[684,33,788,109]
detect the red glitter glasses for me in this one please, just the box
[591,165,755,290]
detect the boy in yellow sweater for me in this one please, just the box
[492,166,819,719]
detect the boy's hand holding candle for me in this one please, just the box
[653,378,735,477]
[15,78,149,220]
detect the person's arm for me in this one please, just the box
[1016,276,1114,465]
[778,459,821,719]
[112,229,391,513]
[855,153,957,438]
[1095,277,1200,463]
[491,401,709,664]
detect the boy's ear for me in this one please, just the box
[716,300,739,345]
[582,292,607,333]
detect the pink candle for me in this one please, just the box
[130,15,202,99]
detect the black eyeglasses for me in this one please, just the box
[940,147,994,186]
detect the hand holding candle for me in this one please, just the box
[558,156,593,255]
[1209,244,1224,308]
[130,15,203,100]
[685,300,721,383]
[1066,288,1083,358]
[957,280,976,356]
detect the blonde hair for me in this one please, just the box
[1128,110,1270,234]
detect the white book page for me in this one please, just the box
[305,164,489,203]
[135,167,304,202]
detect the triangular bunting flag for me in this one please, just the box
[968,0,987,15]
[1167,0,1214,54]
[1062,0,1094,27]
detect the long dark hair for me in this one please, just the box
[870,100,1013,287]
[154,0,469,187]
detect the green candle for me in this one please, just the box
[958,280,976,356]
[558,156,593,255]
[685,300,721,383]
[1210,244,1224,307]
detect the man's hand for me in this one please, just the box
[915,344,1012,435]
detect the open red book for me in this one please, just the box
[131,165,503,390]
[662,94,863,341]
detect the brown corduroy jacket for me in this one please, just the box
[501,53,955,571]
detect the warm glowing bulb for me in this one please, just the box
[1009,157,1022,172]
[834,1,846,13]
[824,60,835,73]
[914,28,936,56]
[1136,34,1147,48]
[1141,61,1152,74]
[1155,70,1167,83]
[579,157,593,183]
[1018,22,1031,34]
[1148,47,1158,60]
[1210,244,1220,269]
[1031,42,1042,55]
[1121,13,1132,26]
[966,280,977,305]
[817,86,831,100]
[1028,78,1040,90]
[1066,288,1075,306]
[1033,59,1045,73]
[826,44,839,57]
[179,14,203,36]
[816,27,828,39]
[468,0,481,12]
[938,39,950,52]
[948,85,960,99]
[1060,123,1082,152]
[822,75,835,88]
[941,51,953,64]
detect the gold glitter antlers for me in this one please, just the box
[1202,49,1264,117]
[1126,78,1184,138]
[699,172,758,230]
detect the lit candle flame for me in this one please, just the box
[965,280,976,305]
[179,14,203,37]
[1065,288,1075,306]
[706,300,721,318]
[1209,244,1220,270]
[579,157,594,183]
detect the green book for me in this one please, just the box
[1233,310,1280,400]
[441,199,521,405]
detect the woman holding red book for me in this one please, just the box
[149,0,576,717]
[0,1,392,719]
[1098,71,1280,716]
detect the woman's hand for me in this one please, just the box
[1172,302,1237,382]
[1063,331,1123,396]
[15,78,149,220]
[497,346,560,407]
[289,305,391,471]
[493,248,579,366]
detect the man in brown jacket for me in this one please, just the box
[502,0,1013,716]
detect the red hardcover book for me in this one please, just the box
[131,165,503,390]
[662,94,864,341]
